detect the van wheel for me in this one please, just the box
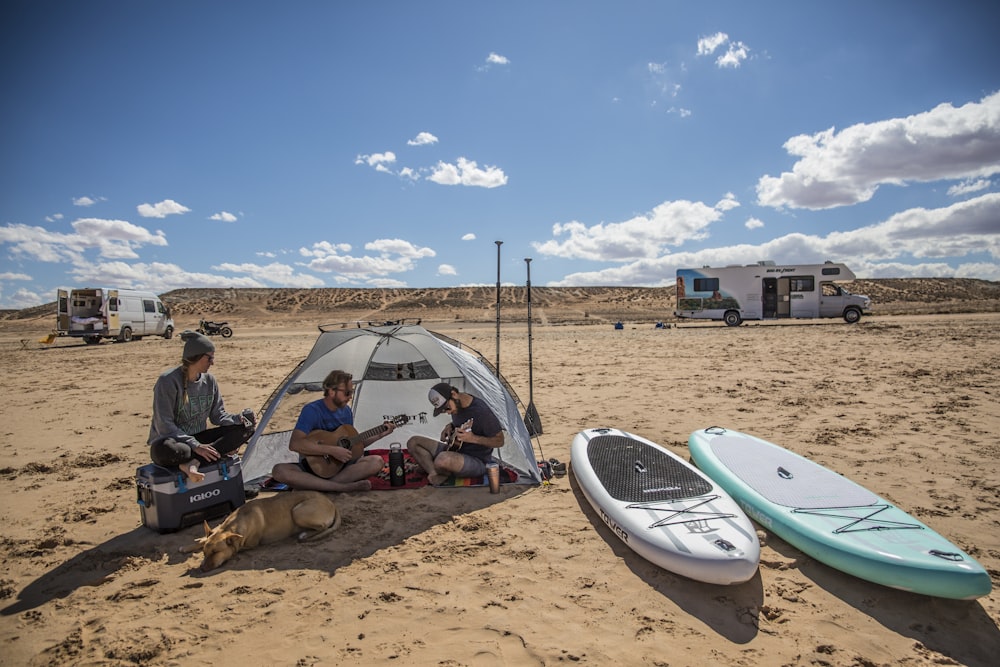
[84,336,101,345]
[163,326,174,340]
[723,310,743,327]
[220,326,233,338]
[843,308,862,324]
[118,327,133,343]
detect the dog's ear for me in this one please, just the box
[202,520,212,537]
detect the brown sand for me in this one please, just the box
[0,314,998,666]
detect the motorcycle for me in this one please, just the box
[198,318,233,338]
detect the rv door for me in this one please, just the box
[819,282,845,318]
[106,289,120,333]
[57,289,70,332]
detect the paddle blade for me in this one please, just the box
[524,402,543,436]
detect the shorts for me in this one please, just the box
[297,457,361,477]
[433,443,490,479]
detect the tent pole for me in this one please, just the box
[524,258,543,435]
[495,240,503,377]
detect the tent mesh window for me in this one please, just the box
[362,360,438,381]
[587,435,712,502]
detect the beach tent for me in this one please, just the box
[241,322,542,485]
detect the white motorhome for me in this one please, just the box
[56,287,175,344]
[675,261,871,326]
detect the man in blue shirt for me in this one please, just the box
[270,370,392,493]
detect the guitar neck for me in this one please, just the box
[354,422,388,446]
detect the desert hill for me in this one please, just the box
[3,278,999,326]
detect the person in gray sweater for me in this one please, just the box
[148,330,255,483]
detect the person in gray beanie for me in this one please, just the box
[147,330,256,483]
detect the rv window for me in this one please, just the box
[788,277,814,292]
[821,282,841,296]
[821,267,841,276]
[693,277,720,292]
[143,299,155,313]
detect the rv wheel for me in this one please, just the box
[118,326,133,343]
[843,308,862,324]
[723,311,743,327]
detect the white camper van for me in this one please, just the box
[56,287,175,344]
[675,261,871,326]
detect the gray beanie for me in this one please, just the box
[181,330,215,360]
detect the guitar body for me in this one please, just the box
[304,425,364,479]
[303,414,409,479]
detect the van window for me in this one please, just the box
[110,298,119,312]
[788,277,814,292]
[693,277,720,292]
[157,302,168,315]
[143,299,155,313]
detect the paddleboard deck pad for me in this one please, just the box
[571,428,759,585]
[688,427,992,600]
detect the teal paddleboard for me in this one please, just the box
[688,427,991,600]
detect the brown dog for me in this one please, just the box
[179,490,341,571]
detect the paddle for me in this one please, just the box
[524,257,542,435]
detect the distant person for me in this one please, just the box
[270,370,392,493]
[148,330,255,483]
[407,383,504,486]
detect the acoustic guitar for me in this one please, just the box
[304,415,409,478]
[444,419,474,451]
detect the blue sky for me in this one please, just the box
[2,1,999,309]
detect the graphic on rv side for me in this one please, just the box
[675,261,870,326]
[57,287,175,344]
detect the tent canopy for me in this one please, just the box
[242,323,541,484]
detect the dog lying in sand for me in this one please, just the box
[179,490,341,571]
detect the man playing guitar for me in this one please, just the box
[270,370,395,493]
[407,382,504,486]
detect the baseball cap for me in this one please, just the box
[428,382,455,416]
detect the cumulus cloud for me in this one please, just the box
[696,32,750,68]
[757,91,1000,210]
[534,195,738,262]
[73,196,97,207]
[487,52,509,66]
[354,151,397,174]
[137,199,191,218]
[407,132,439,146]
[745,217,765,230]
[70,260,265,291]
[0,218,167,264]
[212,262,325,288]
[462,233,476,241]
[427,158,508,188]
[546,192,1000,286]
[299,238,436,279]
[948,178,992,197]
[437,264,458,276]
[210,211,238,222]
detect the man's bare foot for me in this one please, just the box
[180,461,205,483]
[428,473,449,486]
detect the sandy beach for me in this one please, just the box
[1,312,998,666]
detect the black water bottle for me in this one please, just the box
[389,443,405,487]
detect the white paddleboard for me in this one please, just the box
[571,427,760,585]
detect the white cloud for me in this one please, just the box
[407,132,439,146]
[0,271,32,280]
[66,260,265,292]
[137,199,191,218]
[73,196,97,207]
[757,91,1000,210]
[717,41,749,68]
[0,218,167,264]
[462,233,476,241]
[948,178,993,197]
[209,211,238,222]
[438,264,458,276]
[546,192,1000,286]
[745,217,765,230]
[212,262,325,288]
[354,151,397,168]
[0,287,44,309]
[427,157,508,188]
[487,52,509,66]
[534,196,735,262]
[300,238,436,278]
[697,32,728,56]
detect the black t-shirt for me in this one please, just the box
[450,396,502,462]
